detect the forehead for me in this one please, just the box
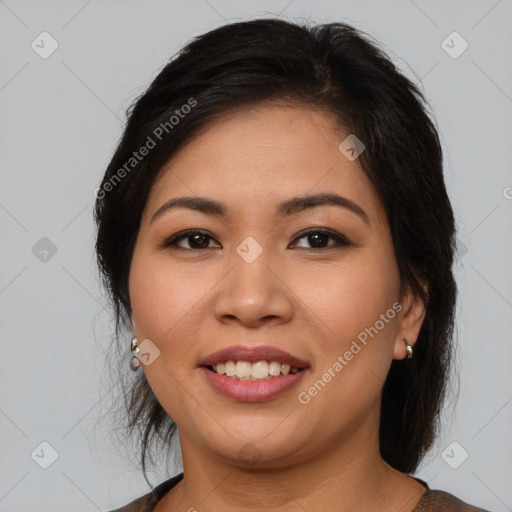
[146,104,386,227]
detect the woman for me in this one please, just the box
[96,18,491,512]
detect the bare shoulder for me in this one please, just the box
[413,489,492,512]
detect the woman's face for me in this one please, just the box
[129,103,425,468]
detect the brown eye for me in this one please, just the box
[160,228,350,251]
[291,229,351,250]
[160,230,221,250]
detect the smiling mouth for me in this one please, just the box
[205,360,305,381]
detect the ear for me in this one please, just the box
[130,317,138,337]
[392,278,429,360]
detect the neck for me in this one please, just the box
[156,422,425,512]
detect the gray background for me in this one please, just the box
[1,0,511,510]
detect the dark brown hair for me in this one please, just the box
[94,18,457,485]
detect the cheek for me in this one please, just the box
[298,257,398,338]
[292,255,399,403]
[128,247,213,345]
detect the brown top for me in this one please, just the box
[107,473,492,512]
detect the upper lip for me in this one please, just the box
[198,345,310,368]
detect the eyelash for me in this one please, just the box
[158,228,351,252]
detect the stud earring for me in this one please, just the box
[129,337,141,371]
[403,338,413,359]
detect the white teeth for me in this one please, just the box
[224,361,236,376]
[212,360,302,380]
[252,361,269,379]
[269,361,281,376]
[235,361,252,378]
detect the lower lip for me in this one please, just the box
[200,367,308,402]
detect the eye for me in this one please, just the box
[159,228,351,251]
[159,230,220,250]
[290,229,351,250]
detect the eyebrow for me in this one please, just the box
[150,193,370,226]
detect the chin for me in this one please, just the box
[201,425,311,467]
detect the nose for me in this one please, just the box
[213,249,294,328]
